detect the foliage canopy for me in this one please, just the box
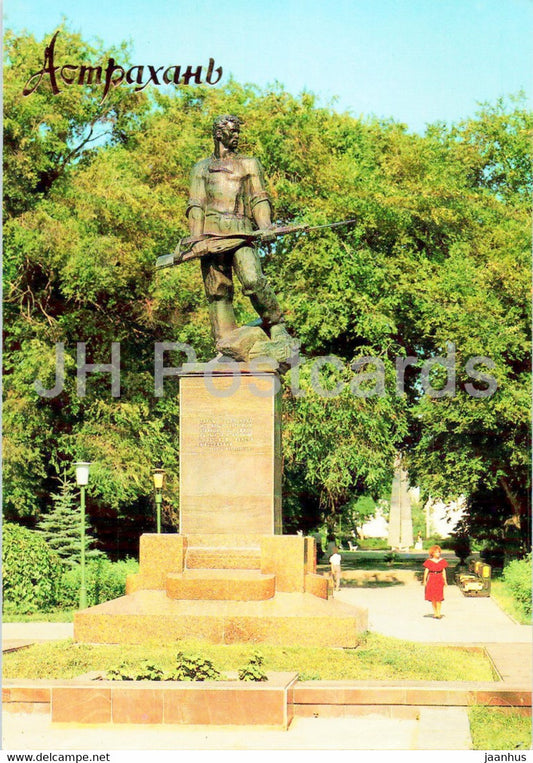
[3,28,531,552]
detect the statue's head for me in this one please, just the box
[213,114,241,150]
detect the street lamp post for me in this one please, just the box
[74,462,91,609]
[153,468,166,533]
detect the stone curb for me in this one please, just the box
[3,672,299,728]
[3,675,530,727]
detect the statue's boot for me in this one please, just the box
[245,277,284,330]
[209,298,237,343]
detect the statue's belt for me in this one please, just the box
[205,210,248,220]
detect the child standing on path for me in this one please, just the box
[329,546,342,592]
[423,544,448,618]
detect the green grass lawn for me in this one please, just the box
[489,578,531,626]
[319,551,456,573]
[3,632,496,682]
[469,706,532,750]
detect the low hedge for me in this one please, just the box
[3,522,139,612]
[502,554,532,617]
[2,523,63,613]
[355,537,389,550]
[55,557,139,608]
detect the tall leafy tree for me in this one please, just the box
[406,101,532,549]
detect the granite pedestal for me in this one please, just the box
[74,363,367,647]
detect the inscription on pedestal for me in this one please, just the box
[198,417,253,451]
[179,370,282,535]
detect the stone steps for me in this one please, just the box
[185,534,265,547]
[166,569,276,601]
[184,534,263,571]
[185,547,261,570]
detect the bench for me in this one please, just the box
[455,559,491,597]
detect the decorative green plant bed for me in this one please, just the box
[3,633,495,683]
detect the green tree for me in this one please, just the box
[3,28,182,527]
[3,27,149,218]
[405,101,532,551]
[35,470,101,564]
[283,360,407,526]
[345,495,380,537]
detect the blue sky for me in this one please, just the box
[5,0,532,133]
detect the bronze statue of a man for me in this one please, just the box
[187,115,293,358]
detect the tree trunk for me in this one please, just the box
[499,476,523,528]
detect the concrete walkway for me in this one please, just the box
[3,712,423,750]
[2,705,476,750]
[3,622,73,651]
[334,579,532,643]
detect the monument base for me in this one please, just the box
[74,590,367,647]
[73,533,368,648]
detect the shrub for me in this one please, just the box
[502,555,532,616]
[56,557,139,608]
[480,546,505,568]
[449,531,471,563]
[238,651,268,682]
[337,531,359,548]
[383,551,398,565]
[2,523,63,613]
[107,660,165,681]
[424,535,454,551]
[169,652,221,681]
[107,652,221,681]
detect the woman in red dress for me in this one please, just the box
[423,545,448,618]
